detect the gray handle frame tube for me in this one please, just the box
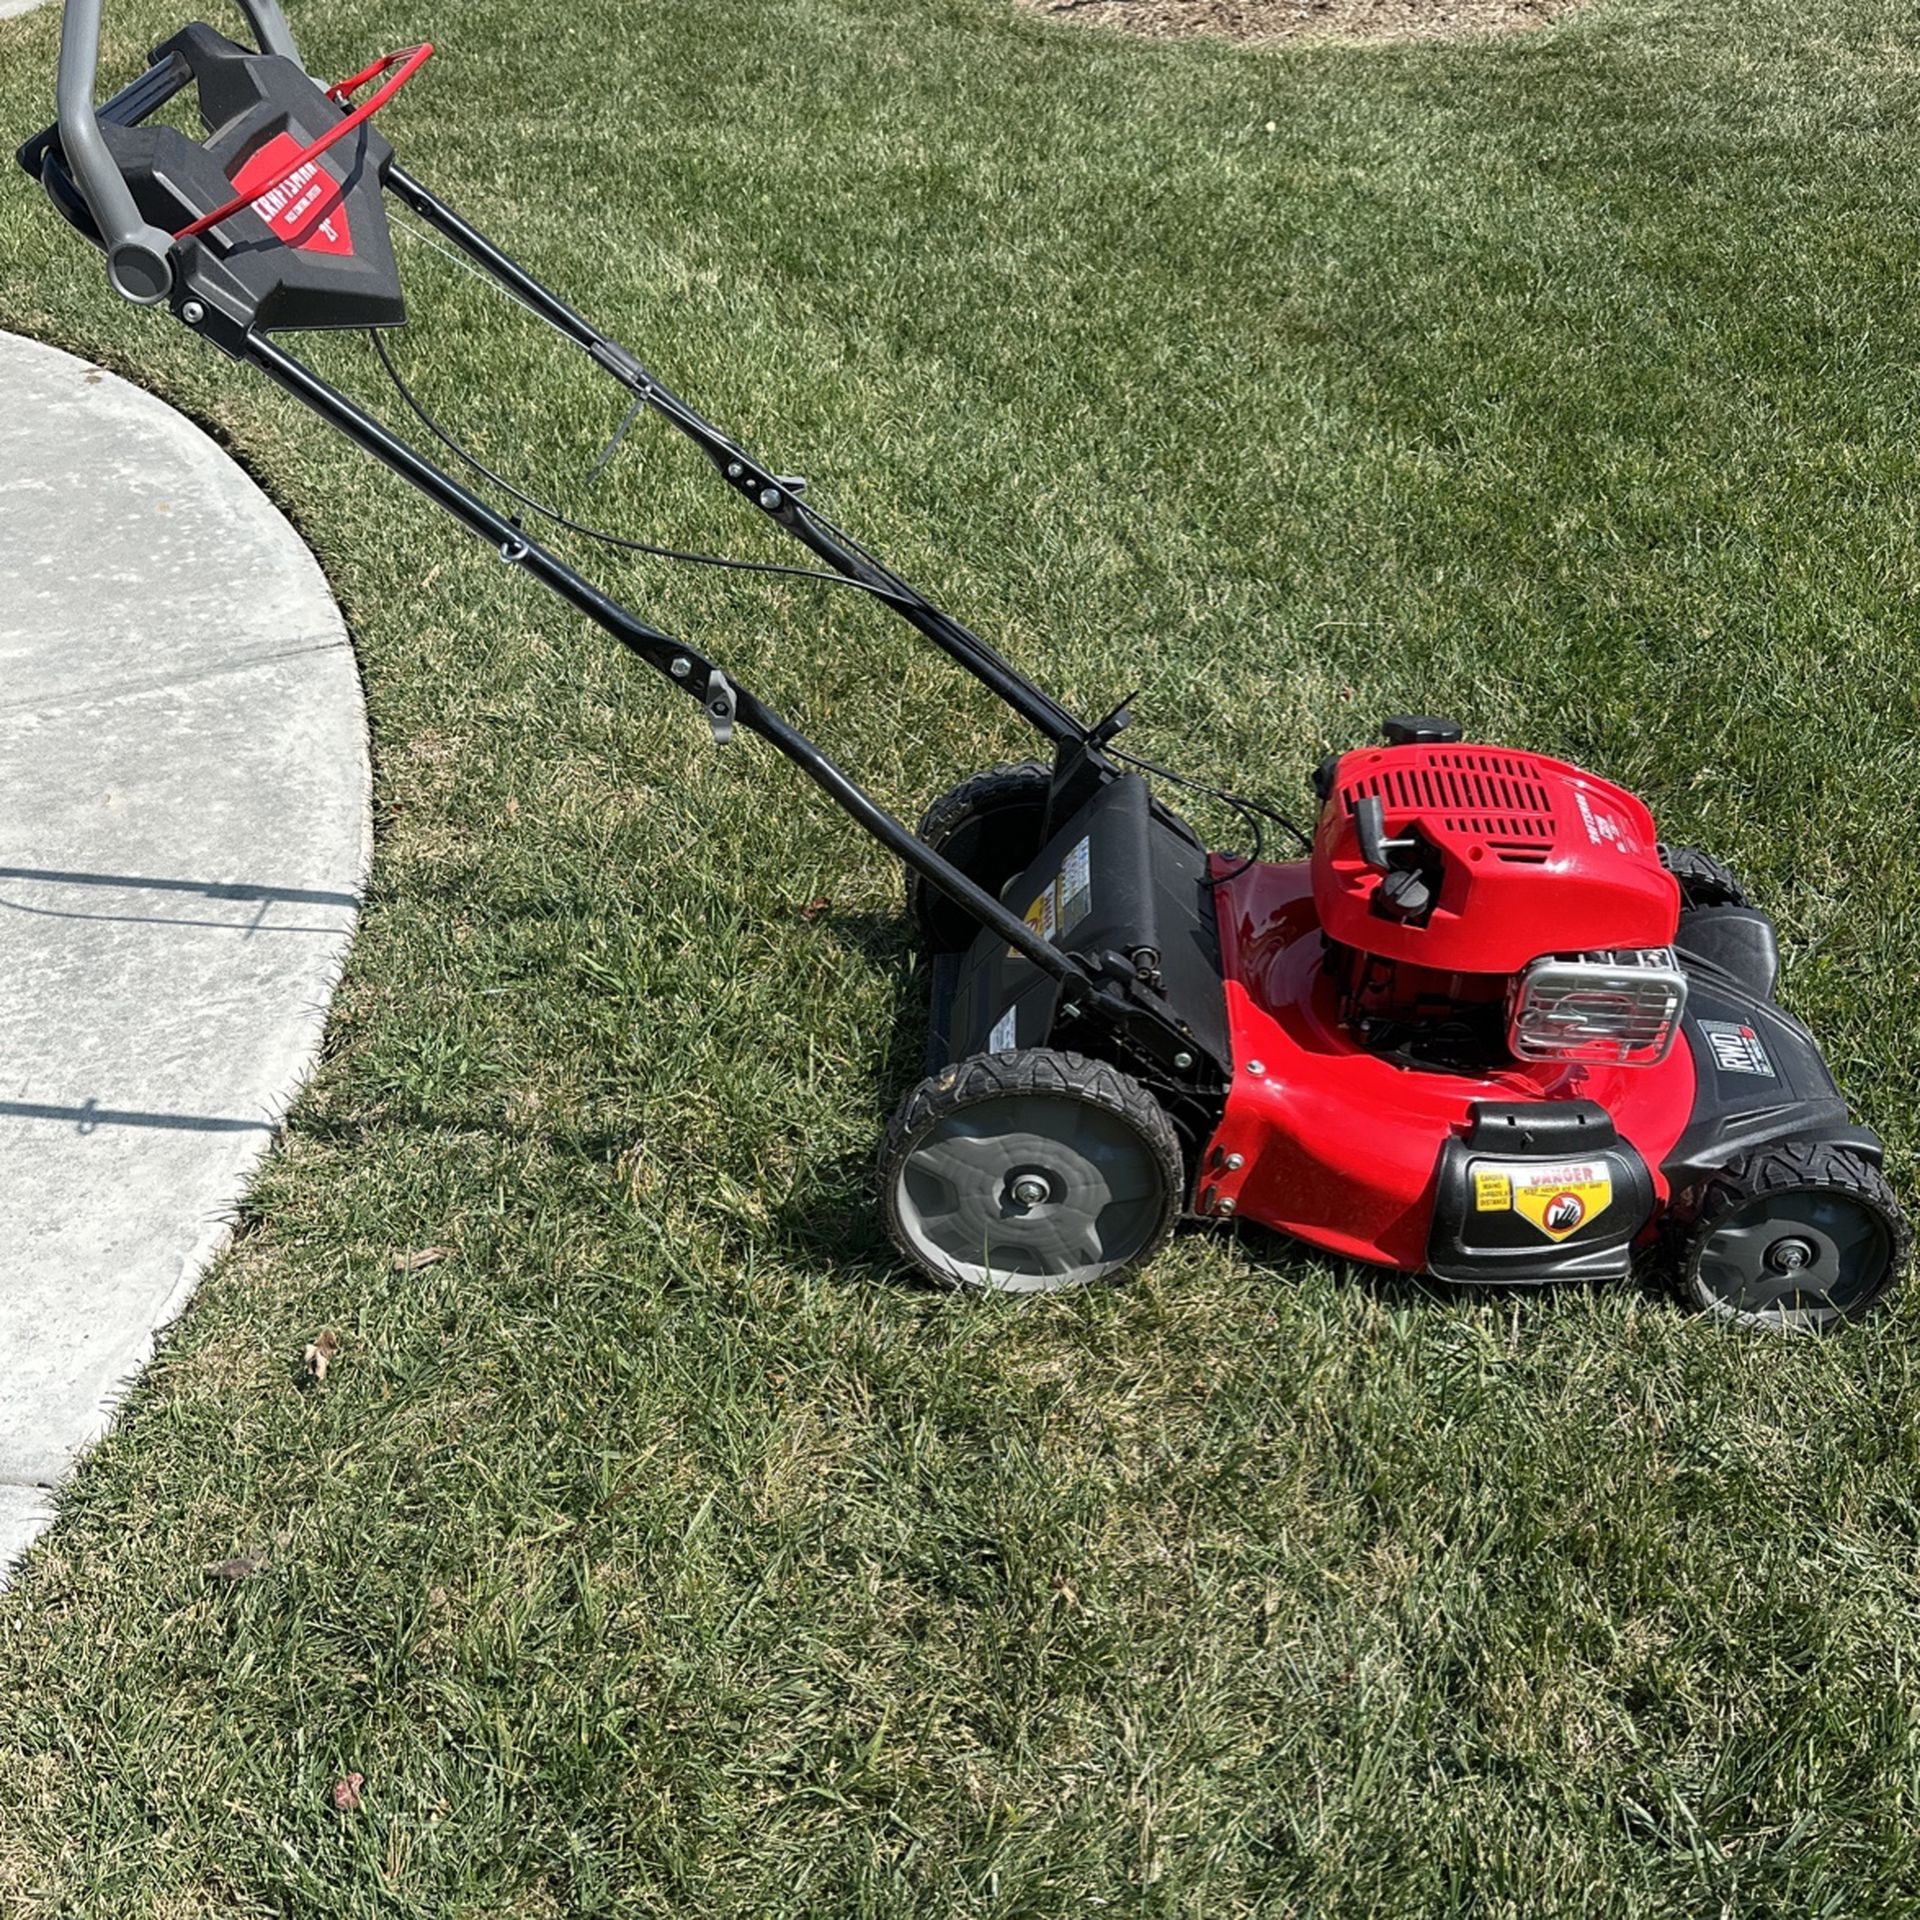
[56,0,304,305]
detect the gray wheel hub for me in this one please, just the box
[1696,1190,1891,1326]
[893,1091,1170,1293]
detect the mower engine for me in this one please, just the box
[1314,736,1689,1074]
[1180,717,1908,1327]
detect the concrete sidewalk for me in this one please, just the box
[0,332,368,1580]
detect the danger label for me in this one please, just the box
[1475,1159,1613,1242]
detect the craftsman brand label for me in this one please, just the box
[988,1007,1017,1054]
[1010,837,1092,955]
[1700,1019,1775,1078]
[1475,1160,1614,1241]
[231,133,353,256]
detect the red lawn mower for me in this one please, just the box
[25,0,1908,1328]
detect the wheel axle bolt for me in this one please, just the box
[1009,1175,1050,1208]
[1770,1237,1816,1272]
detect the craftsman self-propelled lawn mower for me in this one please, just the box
[25,0,1909,1328]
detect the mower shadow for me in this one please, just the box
[1225,1215,1674,1319]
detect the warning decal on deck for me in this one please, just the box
[1475,1160,1613,1241]
[1009,839,1093,955]
[1057,837,1093,932]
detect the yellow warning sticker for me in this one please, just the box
[1475,1160,1613,1241]
[1011,883,1057,957]
[1474,1171,1513,1213]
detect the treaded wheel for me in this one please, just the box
[1665,1141,1908,1332]
[1661,844,1751,910]
[906,761,1054,954]
[882,1047,1184,1293]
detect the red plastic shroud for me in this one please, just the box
[172,43,434,242]
[1316,743,1679,975]
[1199,856,1699,1273]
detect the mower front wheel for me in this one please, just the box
[907,761,1054,954]
[1666,1141,1908,1332]
[882,1048,1184,1292]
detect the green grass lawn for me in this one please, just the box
[6,0,1920,1910]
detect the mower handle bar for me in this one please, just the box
[55,0,301,304]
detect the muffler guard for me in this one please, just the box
[928,772,1230,1086]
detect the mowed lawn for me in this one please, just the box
[5,0,1920,1911]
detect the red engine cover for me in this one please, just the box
[1315,742,1679,973]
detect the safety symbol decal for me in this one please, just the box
[1010,838,1092,955]
[1475,1160,1614,1241]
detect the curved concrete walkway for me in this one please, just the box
[0,332,368,1579]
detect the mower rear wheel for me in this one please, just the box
[907,761,1054,954]
[882,1048,1184,1292]
[1667,1141,1908,1332]
[1661,844,1751,910]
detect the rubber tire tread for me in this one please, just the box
[881,1046,1185,1291]
[1666,1139,1909,1328]
[906,760,1053,953]
[1661,843,1752,910]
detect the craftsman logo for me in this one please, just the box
[229,134,353,256]
[1574,789,1639,854]
[1475,1159,1613,1242]
[1701,1019,1775,1078]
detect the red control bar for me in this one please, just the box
[173,42,434,241]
